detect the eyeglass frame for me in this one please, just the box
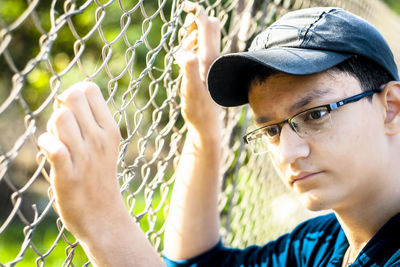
[243,87,383,147]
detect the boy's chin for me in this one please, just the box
[298,193,330,212]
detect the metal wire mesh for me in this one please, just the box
[0,0,399,265]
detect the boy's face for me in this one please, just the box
[248,71,388,211]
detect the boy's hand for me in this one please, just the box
[175,3,221,139]
[38,82,124,241]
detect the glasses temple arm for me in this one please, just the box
[329,88,383,110]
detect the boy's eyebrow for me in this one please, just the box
[255,89,332,125]
[289,89,332,113]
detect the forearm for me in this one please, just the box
[79,210,165,267]
[164,2,222,260]
[164,128,221,260]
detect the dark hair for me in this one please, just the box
[246,56,393,97]
[330,56,393,92]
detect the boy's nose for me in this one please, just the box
[276,123,311,165]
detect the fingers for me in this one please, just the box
[56,83,100,139]
[195,6,220,68]
[180,13,198,42]
[45,81,121,165]
[175,30,198,67]
[182,1,198,35]
[183,1,197,13]
[56,81,120,140]
[46,106,84,161]
[182,28,198,51]
[38,132,73,177]
[192,4,208,28]
[182,1,209,28]
[179,2,221,80]
[79,82,119,133]
[181,54,204,96]
[190,4,220,48]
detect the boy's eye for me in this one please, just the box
[304,109,328,121]
[265,125,279,137]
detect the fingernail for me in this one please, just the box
[179,27,187,40]
[38,133,62,155]
[54,95,65,108]
[183,1,197,13]
[54,96,63,109]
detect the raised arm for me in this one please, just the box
[163,3,222,260]
[38,82,164,267]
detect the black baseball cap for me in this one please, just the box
[207,7,400,107]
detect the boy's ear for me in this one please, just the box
[381,82,400,135]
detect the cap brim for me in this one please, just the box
[207,47,353,107]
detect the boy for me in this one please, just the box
[38,5,400,267]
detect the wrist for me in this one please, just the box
[78,213,164,267]
[187,126,221,150]
[72,195,130,243]
[77,212,138,265]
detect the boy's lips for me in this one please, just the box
[289,171,324,185]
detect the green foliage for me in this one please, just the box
[0,192,167,265]
[0,219,88,266]
[0,0,178,114]
[383,0,400,15]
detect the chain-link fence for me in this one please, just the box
[1,0,399,265]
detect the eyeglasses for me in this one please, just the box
[243,88,382,154]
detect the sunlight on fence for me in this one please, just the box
[0,0,399,265]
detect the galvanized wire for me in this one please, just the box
[0,0,399,265]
